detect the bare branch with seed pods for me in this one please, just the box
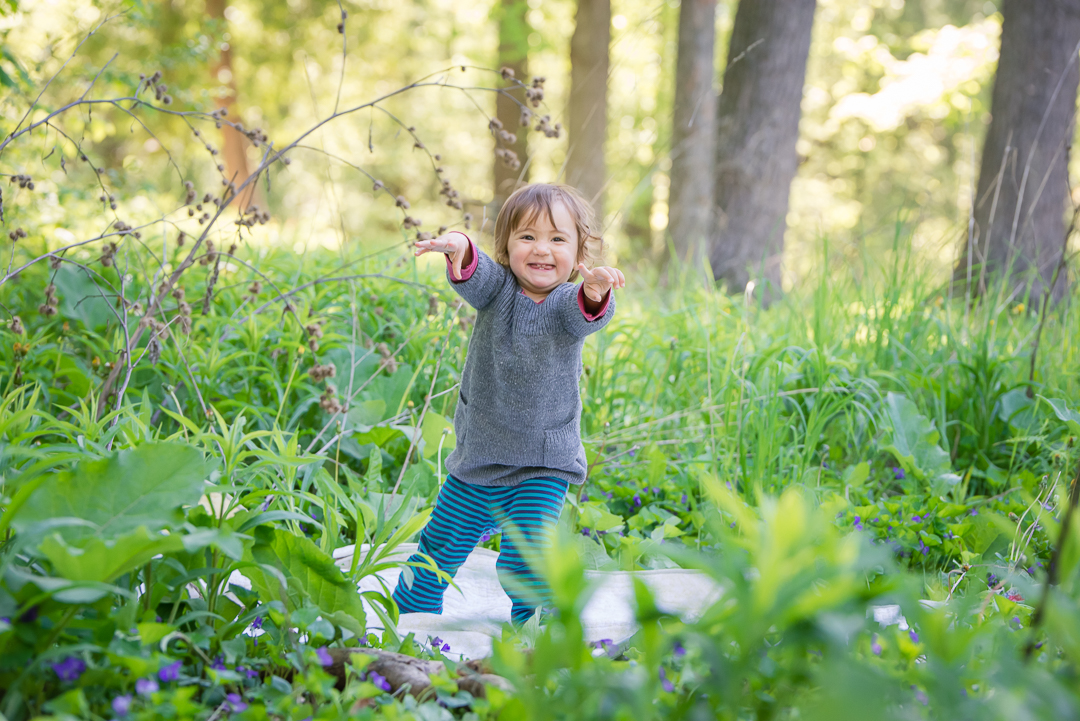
[1,24,559,423]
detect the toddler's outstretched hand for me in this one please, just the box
[577,263,626,303]
[415,231,470,280]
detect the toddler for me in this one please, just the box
[392,183,624,625]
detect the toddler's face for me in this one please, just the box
[507,200,579,299]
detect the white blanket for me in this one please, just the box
[334,543,723,660]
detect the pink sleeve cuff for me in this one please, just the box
[578,285,611,322]
[446,233,478,283]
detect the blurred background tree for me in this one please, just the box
[954,0,1080,305]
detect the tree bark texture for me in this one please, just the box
[207,0,259,211]
[669,0,717,269]
[710,0,816,303]
[956,0,1080,304]
[567,0,611,216]
[493,0,530,208]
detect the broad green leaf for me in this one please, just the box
[579,502,625,533]
[54,355,91,398]
[14,443,211,542]
[882,392,956,495]
[997,388,1042,435]
[245,526,365,635]
[347,399,386,429]
[137,622,175,647]
[1039,396,1080,436]
[420,411,456,458]
[53,263,113,330]
[354,426,405,449]
[842,462,869,488]
[40,527,185,583]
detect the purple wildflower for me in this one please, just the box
[441,642,451,652]
[628,449,636,458]
[582,493,589,502]
[893,466,905,480]
[479,530,492,543]
[909,629,919,643]
[211,655,227,671]
[316,647,333,667]
[603,491,613,499]
[651,487,660,494]
[261,495,273,511]
[853,515,863,530]
[633,494,641,506]
[659,666,675,692]
[681,493,688,505]
[431,636,443,648]
[51,657,85,682]
[970,508,979,516]
[918,538,928,555]
[911,515,921,523]
[988,573,999,588]
[251,615,263,630]
[673,642,686,658]
[913,686,928,705]
[135,678,159,696]
[871,635,882,655]
[112,695,132,716]
[158,660,182,682]
[225,693,248,712]
[581,527,591,536]
[370,671,391,692]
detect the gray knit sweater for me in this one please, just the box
[442,241,615,487]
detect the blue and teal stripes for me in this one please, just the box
[392,475,569,625]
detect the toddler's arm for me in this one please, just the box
[414,231,509,311]
[557,263,624,337]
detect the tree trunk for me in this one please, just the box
[567,0,611,216]
[955,0,1080,305]
[493,0,530,209]
[710,0,816,304]
[668,0,717,269]
[207,0,259,212]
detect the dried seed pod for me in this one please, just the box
[10,316,24,335]
[319,386,343,414]
[395,195,410,209]
[308,363,337,382]
[500,67,515,80]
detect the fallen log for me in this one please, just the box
[324,647,514,700]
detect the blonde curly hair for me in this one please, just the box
[492,183,603,283]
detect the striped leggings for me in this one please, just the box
[392,475,569,626]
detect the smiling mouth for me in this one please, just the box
[528,263,555,271]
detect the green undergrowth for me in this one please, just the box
[0,227,1079,719]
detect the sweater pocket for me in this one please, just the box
[543,419,584,471]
